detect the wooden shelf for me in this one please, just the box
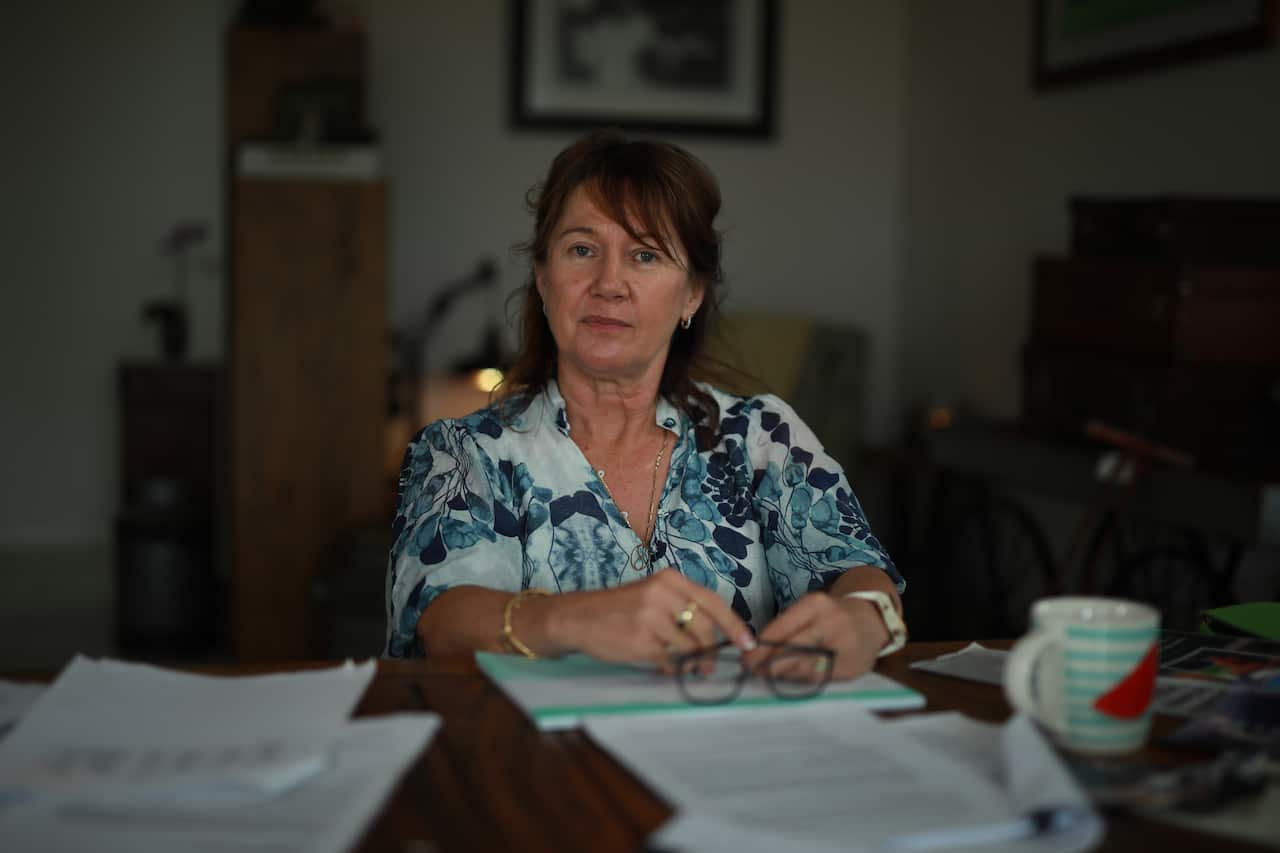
[226,29,386,661]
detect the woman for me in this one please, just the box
[386,130,905,682]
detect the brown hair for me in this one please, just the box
[501,128,732,449]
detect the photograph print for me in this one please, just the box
[1034,0,1275,90]
[511,0,777,136]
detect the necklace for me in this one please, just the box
[595,430,670,573]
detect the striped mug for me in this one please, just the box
[1004,597,1160,755]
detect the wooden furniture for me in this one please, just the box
[225,27,387,661]
[238,642,1268,852]
[923,196,1280,638]
[230,178,386,661]
[226,29,365,151]
[1070,197,1280,266]
[114,363,221,653]
[909,425,1277,638]
[1026,256,1280,477]
[1024,196,1280,480]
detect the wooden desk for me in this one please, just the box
[342,641,1268,853]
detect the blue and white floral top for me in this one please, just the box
[385,380,902,658]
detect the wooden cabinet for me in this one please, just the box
[230,178,386,660]
[115,364,221,653]
[226,29,365,150]
[1032,257,1280,364]
[1024,197,1280,479]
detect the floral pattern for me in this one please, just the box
[385,381,902,658]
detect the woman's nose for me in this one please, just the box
[592,251,628,299]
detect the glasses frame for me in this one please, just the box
[671,639,836,705]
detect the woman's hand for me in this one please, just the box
[744,590,892,682]
[541,568,756,671]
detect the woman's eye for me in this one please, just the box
[636,250,658,263]
[570,245,592,258]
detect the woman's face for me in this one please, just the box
[536,186,704,385]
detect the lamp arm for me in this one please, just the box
[407,257,498,379]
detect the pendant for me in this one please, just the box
[629,543,652,573]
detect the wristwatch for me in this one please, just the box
[843,590,908,657]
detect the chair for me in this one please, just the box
[705,309,870,476]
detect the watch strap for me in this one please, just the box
[843,590,907,657]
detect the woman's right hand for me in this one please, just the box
[538,568,756,670]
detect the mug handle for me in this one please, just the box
[1003,629,1059,735]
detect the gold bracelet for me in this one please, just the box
[502,589,551,659]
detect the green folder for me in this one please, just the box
[476,652,925,731]
[1200,602,1280,642]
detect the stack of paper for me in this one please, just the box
[588,708,1102,853]
[0,656,439,853]
[0,680,45,737]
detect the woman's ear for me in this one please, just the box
[534,265,547,307]
[685,279,706,318]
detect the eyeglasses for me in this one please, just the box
[671,639,835,705]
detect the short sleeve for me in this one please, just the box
[745,394,904,612]
[385,418,522,658]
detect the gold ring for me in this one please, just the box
[814,656,830,674]
[675,600,699,630]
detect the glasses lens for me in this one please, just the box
[764,648,830,699]
[677,646,746,704]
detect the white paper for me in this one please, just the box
[10,656,374,744]
[0,713,440,853]
[592,706,1101,853]
[0,656,375,805]
[909,642,1007,686]
[887,712,1006,788]
[0,681,46,736]
[881,713,1102,852]
[655,811,858,853]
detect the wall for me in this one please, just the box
[365,0,909,443]
[0,0,232,667]
[901,0,1280,419]
[2,1,231,545]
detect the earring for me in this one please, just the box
[680,315,692,330]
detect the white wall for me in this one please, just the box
[0,1,231,667]
[365,0,909,443]
[1,0,230,548]
[901,0,1280,420]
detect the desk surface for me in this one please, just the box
[290,640,1263,853]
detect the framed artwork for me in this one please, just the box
[1034,0,1276,90]
[510,0,778,137]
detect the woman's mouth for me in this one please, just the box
[582,315,630,329]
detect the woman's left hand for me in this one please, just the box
[743,591,890,682]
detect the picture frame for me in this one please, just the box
[1033,0,1276,91]
[510,0,778,137]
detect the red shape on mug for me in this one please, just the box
[1092,644,1158,719]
